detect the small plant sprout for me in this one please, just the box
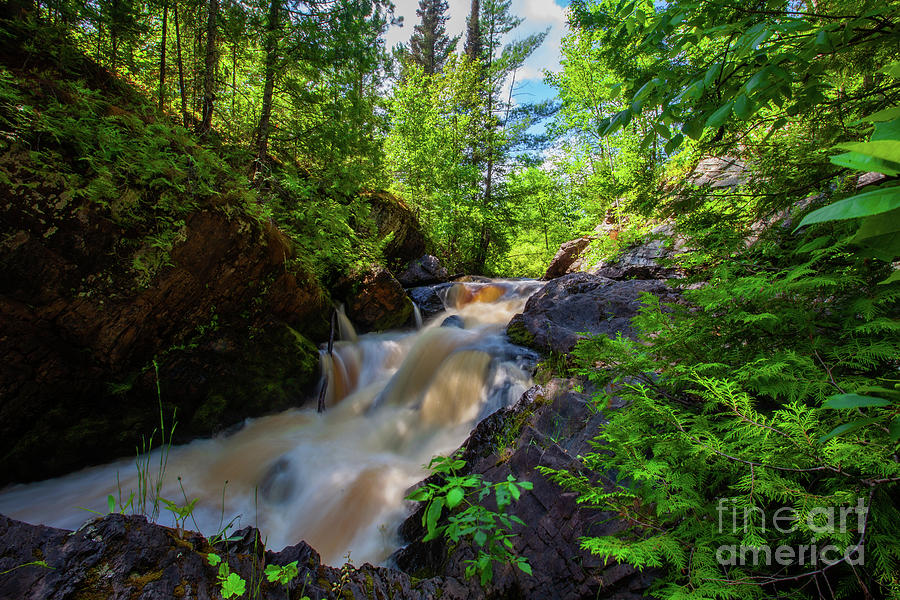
[161,497,199,539]
[406,452,534,585]
[207,552,247,599]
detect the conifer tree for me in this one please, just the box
[464,0,481,61]
[408,0,457,75]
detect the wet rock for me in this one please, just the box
[365,191,427,270]
[397,255,450,287]
[345,266,413,332]
[407,284,450,321]
[543,237,591,280]
[506,273,676,354]
[441,315,464,328]
[394,383,656,599]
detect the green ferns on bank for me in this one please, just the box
[540,215,899,597]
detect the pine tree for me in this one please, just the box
[463,0,481,61]
[408,0,457,75]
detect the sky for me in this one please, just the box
[384,0,573,106]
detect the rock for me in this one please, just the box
[345,266,413,332]
[407,284,451,321]
[0,513,466,600]
[397,255,450,287]
[440,315,464,328]
[365,191,427,270]
[506,273,676,354]
[590,223,686,280]
[394,382,656,599]
[543,237,591,280]
[688,155,747,188]
[0,208,329,486]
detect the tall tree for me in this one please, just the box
[198,0,219,135]
[408,0,457,74]
[253,0,282,174]
[463,0,481,61]
[158,0,168,109]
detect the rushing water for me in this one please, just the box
[0,279,543,566]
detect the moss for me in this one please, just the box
[505,319,536,349]
[128,569,164,589]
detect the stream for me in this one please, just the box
[0,279,543,566]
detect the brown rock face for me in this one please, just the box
[543,237,591,280]
[0,207,329,485]
[345,266,413,332]
[365,191,427,270]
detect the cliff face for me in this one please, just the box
[0,19,332,485]
[0,189,332,485]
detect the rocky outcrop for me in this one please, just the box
[0,204,330,485]
[543,238,592,280]
[590,223,686,280]
[506,273,676,354]
[365,192,427,270]
[0,513,464,600]
[397,255,450,287]
[407,284,450,321]
[394,383,655,599]
[343,266,413,332]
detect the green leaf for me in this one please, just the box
[406,486,431,502]
[878,270,900,285]
[221,572,246,598]
[473,529,488,547]
[733,94,753,119]
[207,553,222,567]
[836,140,900,163]
[890,417,900,442]
[872,118,900,141]
[518,561,533,576]
[823,394,892,409]
[852,208,900,258]
[830,151,900,176]
[820,418,880,443]
[107,495,115,514]
[446,487,465,510]
[881,61,900,78]
[795,186,900,229]
[424,497,445,536]
[665,134,684,154]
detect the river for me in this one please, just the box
[0,279,542,566]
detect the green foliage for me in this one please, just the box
[207,553,247,599]
[263,561,298,586]
[406,452,533,585]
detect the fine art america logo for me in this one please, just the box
[715,498,867,567]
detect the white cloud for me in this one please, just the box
[384,0,570,84]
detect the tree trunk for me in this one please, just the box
[159,0,168,110]
[198,0,219,135]
[174,0,188,127]
[253,0,280,176]
[464,0,481,60]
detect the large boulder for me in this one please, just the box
[397,255,450,287]
[506,273,676,354]
[345,266,413,332]
[543,237,591,280]
[0,207,329,486]
[407,284,451,321]
[394,383,656,599]
[365,191,427,270]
